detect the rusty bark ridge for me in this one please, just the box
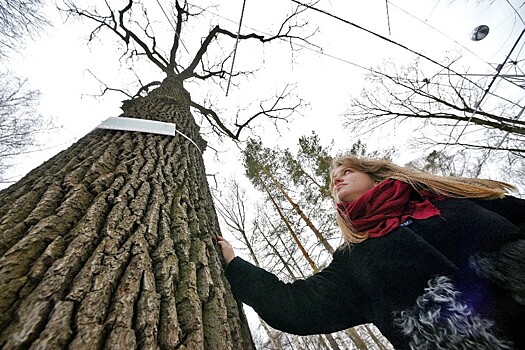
[0,77,254,350]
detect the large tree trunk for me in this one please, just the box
[0,77,254,349]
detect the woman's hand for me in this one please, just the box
[217,236,235,265]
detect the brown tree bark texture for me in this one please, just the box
[0,80,254,350]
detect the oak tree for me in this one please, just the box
[0,0,313,348]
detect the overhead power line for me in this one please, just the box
[290,0,523,109]
[188,0,521,109]
[389,0,524,91]
[387,1,490,67]
[385,0,391,35]
[290,0,487,89]
[188,2,373,72]
[424,0,441,22]
[506,0,525,25]
[289,0,524,154]
[226,0,248,96]
[155,0,189,54]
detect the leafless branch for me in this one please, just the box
[61,0,170,73]
[191,84,304,141]
[61,1,313,142]
[346,59,525,136]
[0,72,54,180]
[0,0,49,57]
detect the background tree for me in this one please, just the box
[0,0,48,56]
[344,57,525,187]
[0,0,52,183]
[0,74,50,182]
[0,0,314,348]
[405,149,485,177]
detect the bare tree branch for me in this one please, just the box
[346,59,525,137]
[60,0,313,143]
[0,73,55,180]
[167,0,186,72]
[191,84,304,141]
[62,0,170,73]
[0,0,49,56]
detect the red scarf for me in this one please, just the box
[336,179,442,238]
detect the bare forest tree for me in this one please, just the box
[0,1,316,348]
[0,74,50,182]
[0,0,52,183]
[405,149,486,178]
[0,0,48,56]
[344,57,525,186]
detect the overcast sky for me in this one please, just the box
[2,0,524,188]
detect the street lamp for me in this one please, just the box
[471,25,490,41]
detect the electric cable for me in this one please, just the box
[189,1,521,108]
[390,0,524,89]
[387,1,490,67]
[424,0,441,22]
[290,0,493,91]
[385,0,391,35]
[155,0,189,54]
[290,0,524,139]
[226,0,248,96]
[187,2,373,73]
[506,0,525,25]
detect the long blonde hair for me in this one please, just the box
[330,155,516,244]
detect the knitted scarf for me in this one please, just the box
[336,179,442,238]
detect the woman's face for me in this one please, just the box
[332,165,376,203]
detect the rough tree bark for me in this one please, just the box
[0,76,254,349]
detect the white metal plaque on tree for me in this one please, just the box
[97,116,176,136]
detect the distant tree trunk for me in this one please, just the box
[258,316,284,350]
[258,162,334,254]
[260,179,318,272]
[0,77,254,349]
[259,220,299,279]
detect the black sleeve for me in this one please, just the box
[224,255,365,335]
[471,196,525,230]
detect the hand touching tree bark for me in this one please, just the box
[217,236,235,265]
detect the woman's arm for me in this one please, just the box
[223,253,365,336]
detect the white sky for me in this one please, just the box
[2,0,524,188]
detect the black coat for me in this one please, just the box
[225,197,525,349]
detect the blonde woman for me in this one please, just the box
[218,155,525,349]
